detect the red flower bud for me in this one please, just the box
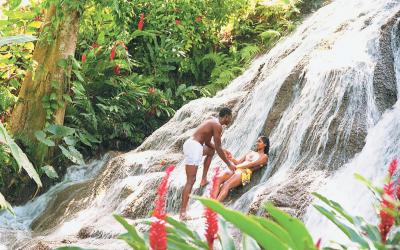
[91,43,99,49]
[148,87,156,94]
[388,159,398,178]
[110,46,116,60]
[175,19,181,25]
[113,65,121,75]
[315,238,321,249]
[195,16,203,23]
[138,13,145,31]
[81,54,86,64]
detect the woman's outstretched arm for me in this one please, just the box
[237,154,268,170]
[224,150,247,165]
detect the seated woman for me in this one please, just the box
[212,136,269,202]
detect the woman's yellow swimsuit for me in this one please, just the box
[236,167,252,186]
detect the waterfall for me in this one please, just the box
[1,0,400,249]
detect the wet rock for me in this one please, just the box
[247,170,326,219]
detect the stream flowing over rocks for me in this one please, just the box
[1,0,400,249]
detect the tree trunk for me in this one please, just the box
[10,5,80,164]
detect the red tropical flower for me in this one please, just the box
[175,19,181,25]
[149,165,175,250]
[378,160,398,242]
[315,238,322,249]
[81,54,86,64]
[204,167,220,250]
[388,159,398,178]
[138,13,145,31]
[91,43,99,49]
[148,87,156,94]
[113,65,121,75]
[110,46,117,60]
[195,16,203,23]
[396,176,400,200]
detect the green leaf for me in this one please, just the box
[354,173,381,198]
[196,196,288,250]
[242,234,261,250]
[73,70,85,82]
[8,0,22,10]
[0,35,36,47]
[165,216,208,249]
[59,145,84,165]
[63,136,77,146]
[41,165,59,179]
[250,215,297,249]
[0,192,14,215]
[0,122,42,188]
[313,204,368,247]
[113,214,147,250]
[312,192,354,224]
[47,124,75,137]
[219,218,235,250]
[264,202,315,250]
[34,130,55,147]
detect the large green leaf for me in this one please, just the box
[0,122,42,187]
[34,130,55,147]
[264,202,314,250]
[59,145,84,165]
[113,214,147,250]
[0,192,14,215]
[313,204,368,247]
[242,233,261,250]
[0,35,37,47]
[41,165,59,179]
[250,215,297,249]
[47,124,76,137]
[196,197,288,250]
[8,0,22,10]
[219,218,235,250]
[312,192,355,224]
[166,216,208,249]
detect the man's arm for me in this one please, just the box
[205,140,215,150]
[213,124,235,171]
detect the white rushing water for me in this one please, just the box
[1,0,400,249]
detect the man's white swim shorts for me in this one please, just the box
[183,138,203,166]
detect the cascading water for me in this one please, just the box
[1,0,400,249]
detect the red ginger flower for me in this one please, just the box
[175,19,181,25]
[113,65,121,75]
[396,176,400,200]
[81,54,86,64]
[204,167,220,250]
[110,46,117,60]
[378,159,398,243]
[149,165,175,250]
[91,43,99,49]
[195,16,203,23]
[315,238,321,249]
[388,159,398,178]
[138,13,145,31]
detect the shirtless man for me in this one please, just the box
[179,107,235,219]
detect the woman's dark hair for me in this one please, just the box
[219,107,232,117]
[260,136,270,155]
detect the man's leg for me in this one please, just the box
[180,165,197,220]
[200,145,215,187]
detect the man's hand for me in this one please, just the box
[228,163,236,172]
[224,149,232,160]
